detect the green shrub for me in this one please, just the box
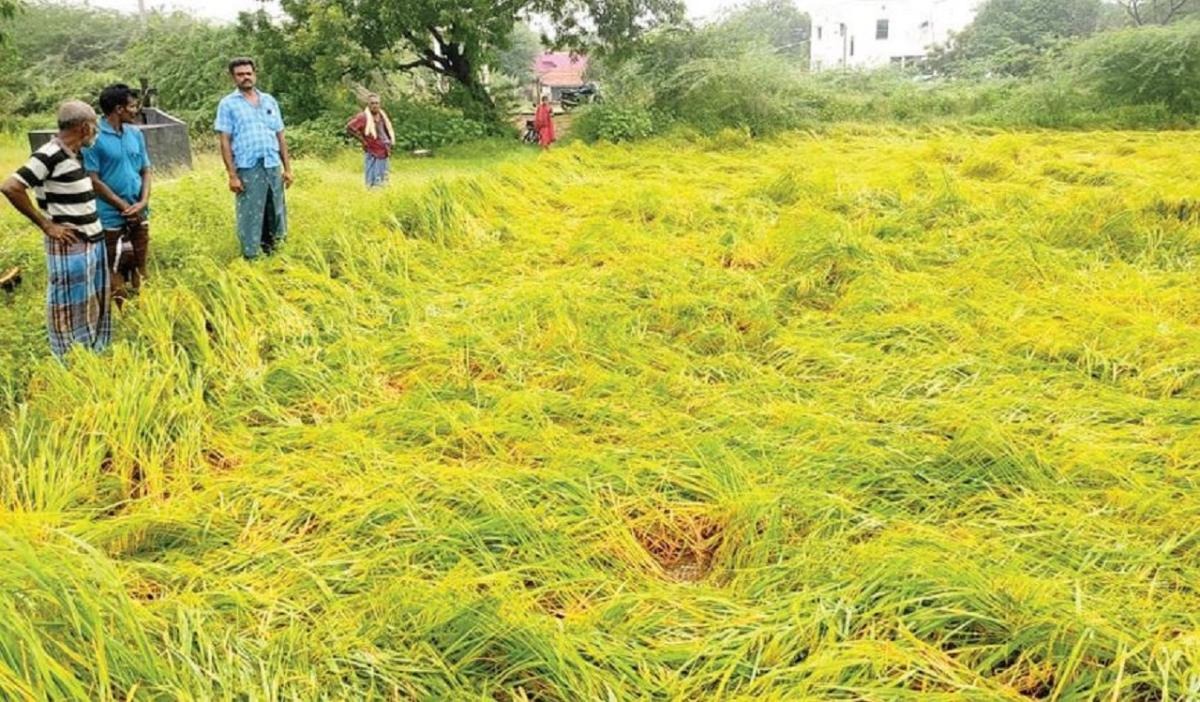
[997,76,1093,128]
[386,101,496,151]
[285,115,353,159]
[1070,21,1200,115]
[268,102,499,159]
[661,50,816,135]
[574,103,660,143]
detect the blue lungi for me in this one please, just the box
[235,164,287,259]
[45,237,111,358]
[365,154,389,188]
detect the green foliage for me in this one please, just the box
[593,2,816,138]
[0,3,500,146]
[122,14,238,109]
[0,4,241,130]
[0,0,19,41]
[120,13,240,127]
[237,7,365,124]
[1116,0,1200,26]
[284,114,352,159]
[12,68,126,120]
[929,20,1200,128]
[797,71,1011,123]
[661,50,818,134]
[496,22,542,83]
[286,102,496,156]
[3,2,133,67]
[933,0,1103,76]
[598,8,1021,138]
[715,0,811,62]
[262,0,684,124]
[585,0,1200,142]
[574,102,659,142]
[0,3,138,116]
[1070,20,1200,113]
[994,76,1095,128]
[386,101,495,150]
[971,0,1103,45]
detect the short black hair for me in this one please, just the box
[228,57,256,74]
[98,84,140,116]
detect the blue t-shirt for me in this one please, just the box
[82,120,151,230]
[214,90,285,170]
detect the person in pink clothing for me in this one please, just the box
[534,96,555,150]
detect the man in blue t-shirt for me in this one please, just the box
[83,83,151,304]
[215,57,293,260]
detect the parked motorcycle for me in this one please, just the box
[560,84,601,111]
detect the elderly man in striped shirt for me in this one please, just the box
[1,100,111,358]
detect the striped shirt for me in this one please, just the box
[13,140,103,241]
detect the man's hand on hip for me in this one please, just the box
[41,222,80,244]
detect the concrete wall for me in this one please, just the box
[27,107,193,172]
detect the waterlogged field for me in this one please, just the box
[0,127,1198,700]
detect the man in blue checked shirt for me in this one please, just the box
[215,57,293,260]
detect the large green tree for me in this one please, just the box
[238,5,367,123]
[1116,0,1199,25]
[0,3,139,116]
[717,0,810,61]
[496,22,543,83]
[967,0,1101,48]
[122,13,240,121]
[262,0,685,121]
[933,0,1103,75]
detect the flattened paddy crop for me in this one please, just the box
[0,128,1198,699]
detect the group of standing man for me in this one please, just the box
[1,57,397,359]
[1,87,151,358]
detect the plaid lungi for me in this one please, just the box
[235,164,287,259]
[364,154,389,188]
[45,237,111,358]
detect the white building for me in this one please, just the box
[807,0,980,71]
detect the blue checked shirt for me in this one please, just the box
[214,89,285,170]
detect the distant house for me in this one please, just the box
[809,0,979,70]
[533,52,589,101]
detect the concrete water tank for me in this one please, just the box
[27,107,193,172]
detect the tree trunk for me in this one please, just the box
[440,40,500,124]
[398,27,500,125]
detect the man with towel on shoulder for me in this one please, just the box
[346,94,394,188]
